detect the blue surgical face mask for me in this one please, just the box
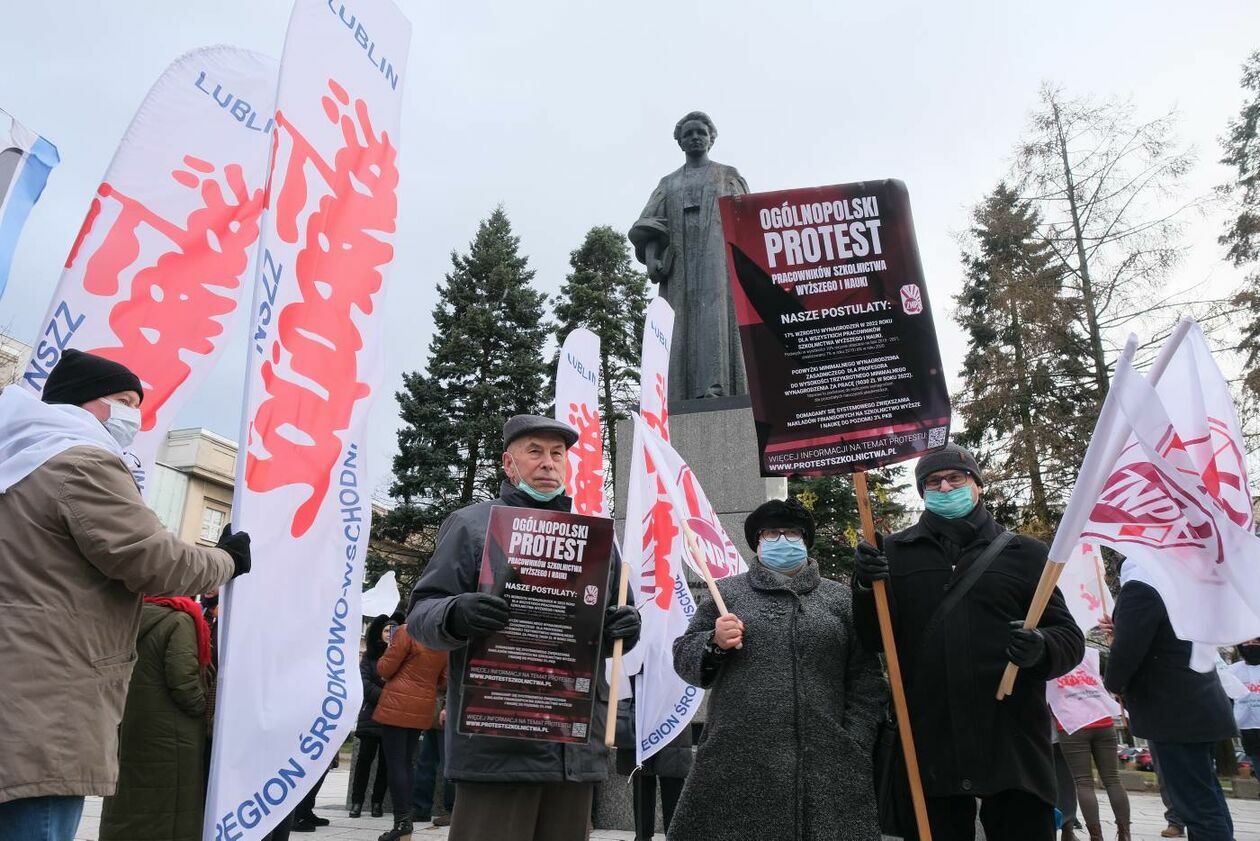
[759,535,808,572]
[510,455,564,503]
[924,486,976,519]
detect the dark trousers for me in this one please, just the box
[412,727,454,818]
[1148,741,1234,841]
[448,781,593,841]
[926,789,1055,841]
[1059,726,1130,826]
[263,771,327,840]
[1053,742,1077,826]
[351,732,390,805]
[380,725,421,822]
[1150,744,1186,829]
[632,773,683,840]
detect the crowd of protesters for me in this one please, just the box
[2,352,1258,841]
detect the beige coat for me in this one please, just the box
[0,445,234,804]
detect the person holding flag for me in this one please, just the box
[852,443,1084,841]
[1101,560,1237,840]
[0,350,251,840]
[407,414,639,841]
[668,498,887,841]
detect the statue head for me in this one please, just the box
[674,111,717,158]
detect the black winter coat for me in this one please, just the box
[852,506,1084,803]
[356,617,388,737]
[1103,580,1236,743]
[408,481,626,784]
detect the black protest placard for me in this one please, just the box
[458,506,614,743]
[719,180,950,475]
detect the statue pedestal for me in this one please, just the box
[597,399,785,832]
[613,396,787,569]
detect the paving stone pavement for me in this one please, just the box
[75,767,1260,840]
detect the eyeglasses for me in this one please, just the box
[924,471,971,490]
[759,528,805,541]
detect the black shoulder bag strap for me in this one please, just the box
[916,530,1014,668]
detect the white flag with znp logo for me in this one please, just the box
[1063,322,1260,651]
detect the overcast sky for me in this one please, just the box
[1,1,1257,498]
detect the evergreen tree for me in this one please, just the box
[379,207,551,546]
[789,470,909,581]
[552,226,650,497]
[954,183,1092,534]
[1221,51,1260,398]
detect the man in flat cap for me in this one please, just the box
[408,414,640,841]
[0,350,251,839]
[851,442,1083,841]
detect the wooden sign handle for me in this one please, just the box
[854,471,932,841]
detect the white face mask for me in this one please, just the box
[102,401,141,449]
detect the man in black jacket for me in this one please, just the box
[853,443,1084,841]
[1103,564,1236,841]
[407,415,640,841]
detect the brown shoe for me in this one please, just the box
[433,815,451,827]
[1116,822,1131,841]
[1086,823,1104,841]
[1160,825,1185,838]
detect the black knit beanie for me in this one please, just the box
[914,443,981,496]
[744,497,816,550]
[41,349,144,406]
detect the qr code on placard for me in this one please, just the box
[572,722,588,738]
[575,677,591,693]
[928,426,947,448]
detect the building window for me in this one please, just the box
[200,506,227,542]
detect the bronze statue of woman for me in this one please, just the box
[630,112,749,402]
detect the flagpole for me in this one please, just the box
[854,471,932,841]
[996,327,1189,699]
[603,542,632,747]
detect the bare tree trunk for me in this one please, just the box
[1052,96,1111,399]
[1009,300,1051,523]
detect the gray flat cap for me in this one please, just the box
[503,414,579,448]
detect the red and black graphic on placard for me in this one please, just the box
[718,180,951,476]
[459,506,614,743]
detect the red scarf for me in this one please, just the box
[144,596,212,667]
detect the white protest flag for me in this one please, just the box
[616,297,677,686]
[20,48,277,496]
[1060,326,1260,655]
[1054,541,1112,633]
[635,414,746,583]
[630,413,748,764]
[205,2,410,838]
[555,327,608,516]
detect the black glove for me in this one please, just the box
[1006,620,1047,668]
[853,541,889,588]
[604,605,641,653]
[446,593,510,639]
[217,524,251,579]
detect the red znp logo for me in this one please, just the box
[68,156,264,431]
[246,79,398,537]
[1085,439,1223,563]
[565,402,604,516]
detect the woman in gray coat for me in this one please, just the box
[670,499,887,841]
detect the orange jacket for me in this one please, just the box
[372,625,447,730]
